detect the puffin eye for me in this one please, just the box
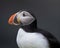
[23,13,26,17]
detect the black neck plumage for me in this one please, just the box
[21,20,37,32]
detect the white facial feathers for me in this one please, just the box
[16,11,35,25]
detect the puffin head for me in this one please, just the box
[8,11,35,26]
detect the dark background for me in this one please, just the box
[0,0,60,48]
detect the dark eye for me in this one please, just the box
[23,13,26,17]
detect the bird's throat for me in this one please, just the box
[21,20,37,32]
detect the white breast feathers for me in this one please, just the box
[16,28,49,48]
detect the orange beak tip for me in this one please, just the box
[8,13,16,25]
[8,19,12,24]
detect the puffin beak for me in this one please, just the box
[8,13,16,24]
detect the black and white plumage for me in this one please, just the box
[8,10,60,48]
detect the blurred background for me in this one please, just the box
[0,0,60,48]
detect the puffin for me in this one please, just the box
[8,10,60,48]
